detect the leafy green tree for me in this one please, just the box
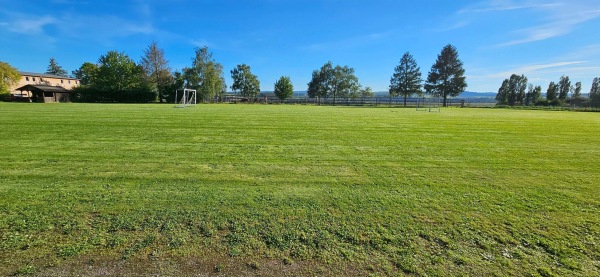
[495,74,527,106]
[185,47,226,102]
[360,86,374,98]
[307,61,360,105]
[546,81,558,102]
[73,51,154,103]
[307,62,333,104]
[389,52,422,107]
[424,44,467,107]
[95,51,146,92]
[46,57,68,77]
[166,71,185,103]
[72,62,98,86]
[0,61,21,94]
[274,76,294,100]
[572,81,582,97]
[557,75,571,101]
[140,42,173,102]
[332,65,360,104]
[590,77,600,107]
[230,64,260,99]
[350,86,374,100]
[524,84,542,106]
[509,74,528,106]
[495,79,510,105]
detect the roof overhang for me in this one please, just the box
[16,84,70,93]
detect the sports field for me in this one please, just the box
[0,103,598,275]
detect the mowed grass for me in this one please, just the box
[0,103,599,276]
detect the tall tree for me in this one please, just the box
[72,62,98,86]
[230,64,260,99]
[166,71,185,103]
[557,75,571,101]
[185,47,226,102]
[0,61,21,94]
[274,76,294,101]
[140,42,173,102]
[46,57,68,77]
[546,81,558,101]
[389,52,422,107]
[306,61,360,105]
[331,65,360,105]
[524,85,542,106]
[532,85,542,104]
[424,44,467,107]
[590,77,600,107]
[509,74,528,106]
[572,82,582,98]
[590,77,600,98]
[95,51,145,92]
[495,79,510,105]
[307,61,334,104]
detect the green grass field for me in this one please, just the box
[1,103,599,276]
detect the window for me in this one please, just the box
[61,80,64,83]
[68,80,71,84]
[26,77,30,81]
[32,77,36,82]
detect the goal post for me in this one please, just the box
[174,89,197,108]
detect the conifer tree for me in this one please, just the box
[425,44,467,107]
[46,57,68,77]
[389,52,422,107]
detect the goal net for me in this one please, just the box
[175,89,197,108]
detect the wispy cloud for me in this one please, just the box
[460,0,600,46]
[459,1,560,13]
[499,9,600,46]
[474,61,586,79]
[0,9,158,46]
[2,15,56,34]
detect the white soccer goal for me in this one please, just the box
[175,89,197,108]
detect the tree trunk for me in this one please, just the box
[404,95,407,107]
[443,94,448,107]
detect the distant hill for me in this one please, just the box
[260,91,497,99]
[372,91,496,98]
[461,91,496,98]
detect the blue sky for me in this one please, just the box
[1,0,599,93]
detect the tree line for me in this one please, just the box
[495,74,600,108]
[2,42,469,105]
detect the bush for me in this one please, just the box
[535,99,549,106]
[568,96,588,107]
[0,93,11,102]
[591,94,600,108]
[548,99,563,107]
[70,86,157,103]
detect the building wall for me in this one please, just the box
[10,72,80,97]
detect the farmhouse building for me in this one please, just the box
[8,71,79,102]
